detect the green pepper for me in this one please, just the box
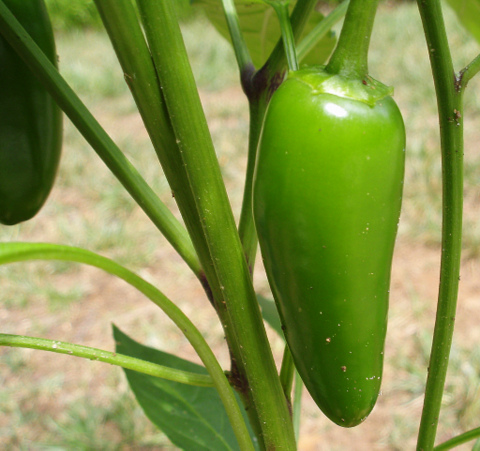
[253,66,405,427]
[0,0,62,225]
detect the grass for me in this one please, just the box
[1,2,480,449]
[44,392,171,450]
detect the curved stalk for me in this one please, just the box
[0,334,214,387]
[292,372,303,442]
[263,0,320,76]
[0,241,252,450]
[434,426,480,451]
[221,0,253,74]
[265,1,299,72]
[279,344,295,398]
[0,1,200,277]
[238,100,267,269]
[325,0,380,78]
[415,0,464,449]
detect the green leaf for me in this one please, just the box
[112,326,259,451]
[192,0,336,68]
[445,0,480,43]
[257,295,284,338]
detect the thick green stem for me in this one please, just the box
[0,1,200,277]
[135,1,296,449]
[93,0,198,258]
[325,0,380,78]
[415,1,464,450]
[93,0,229,306]
[94,0,176,162]
[0,334,214,387]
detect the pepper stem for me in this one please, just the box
[326,0,380,78]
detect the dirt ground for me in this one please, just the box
[2,219,479,449]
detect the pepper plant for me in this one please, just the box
[0,0,479,449]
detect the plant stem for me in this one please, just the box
[94,0,176,162]
[434,426,480,451]
[458,53,480,90]
[292,372,303,442]
[135,1,296,449]
[266,1,299,72]
[0,334,214,387]
[94,0,205,273]
[94,0,232,306]
[325,0,380,78]
[279,344,295,397]
[264,0,319,76]
[130,0,260,444]
[238,0,318,268]
[0,241,252,450]
[297,0,350,63]
[415,1,464,450]
[221,0,253,73]
[238,100,267,268]
[0,1,200,277]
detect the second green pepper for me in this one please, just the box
[0,0,62,225]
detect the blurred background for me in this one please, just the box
[1,0,479,449]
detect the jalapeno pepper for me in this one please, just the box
[253,66,405,426]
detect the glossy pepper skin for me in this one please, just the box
[0,0,62,225]
[253,67,405,427]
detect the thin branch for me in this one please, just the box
[279,344,295,398]
[434,426,480,451]
[265,0,299,72]
[221,0,253,74]
[297,0,350,63]
[0,334,214,387]
[457,53,480,91]
[415,0,464,449]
